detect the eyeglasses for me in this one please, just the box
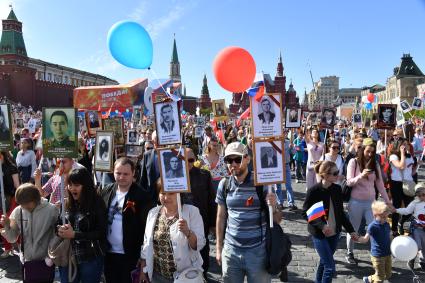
[331,146,339,150]
[188,158,195,163]
[225,156,242,164]
[146,147,153,150]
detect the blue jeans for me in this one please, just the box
[275,164,295,206]
[59,256,104,283]
[296,160,306,180]
[312,234,340,283]
[222,243,270,283]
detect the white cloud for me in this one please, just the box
[128,0,150,22]
[76,50,122,76]
[145,4,186,40]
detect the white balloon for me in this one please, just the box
[391,235,418,261]
[143,87,153,115]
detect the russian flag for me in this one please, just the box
[236,108,250,127]
[247,73,265,102]
[306,201,326,222]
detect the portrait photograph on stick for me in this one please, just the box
[352,113,362,126]
[94,131,114,172]
[126,144,143,157]
[42,107,78,158]
[85,110,102,137]
[77,112,87,133]
[377,104,397,129]
[103,117,125,145]
[0,104,13,151]
[212,99,226,117]
[157,147,191,193]
[253,140,285,185]
[154,100,181,146]
[412,97,423,110]
[320,108,336,129]
[127,130,138,145]
[400,100,412,113]
[250,93,283,139]
[285,108,302,128]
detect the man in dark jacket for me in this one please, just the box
[100,157,153,283]
[182,148,216,275]
[138,131,160,204]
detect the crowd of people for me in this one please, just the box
[0,99,424,283]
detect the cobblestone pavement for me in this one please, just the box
[2,174,425,282]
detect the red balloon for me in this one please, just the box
[213,46,256,93]
[367,93,375,103]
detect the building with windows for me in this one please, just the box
[306,76,339,109]
[338,88,361,104]
[0,8,117,109]
[362,54,425,111]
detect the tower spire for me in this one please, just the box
[0,6,28,64]
[276,51,284,77]
[169,34,181,82]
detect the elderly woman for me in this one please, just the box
[139,180,205,283]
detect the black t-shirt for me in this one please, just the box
[2,163,18,196]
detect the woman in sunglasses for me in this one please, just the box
[323,139,344,185]
[344,138,391,265]
[305,128,324,190]
[302,161,358,282]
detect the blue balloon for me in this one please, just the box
[108,21,153,69]
[364,103,372,110]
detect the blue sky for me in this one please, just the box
[1,0,424,105]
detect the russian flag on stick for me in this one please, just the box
[306,201,326,222]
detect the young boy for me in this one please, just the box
[357,201,392,283]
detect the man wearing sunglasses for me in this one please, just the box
[181,148,215,277]
[216,142,281,283]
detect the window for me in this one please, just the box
[64,76,68,84]
[47,73,52,81]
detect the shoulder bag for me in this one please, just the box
[341,159,357,202]
[20,208,55,283]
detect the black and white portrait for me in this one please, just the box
[194,126,203,138]
[352,114,362,124]
[320,108,336,129]
[154,101,181,146]
[0,104,12,150]
[260,147,277,168]
[253,141,285,185]
[285,108,302,128]
[412,98,422,110]
[258,97,275,124]
[251,94,283,139]
[377,104,397,129]
[127,130,138,145]
[86,111,102,137]
[158,148,191,193]
[400,100,411,113]
[16,118,24,129]
[94,131,114,172]
[133,106,142,121]
[126,145,143,157]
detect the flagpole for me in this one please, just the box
[268,184,274,228]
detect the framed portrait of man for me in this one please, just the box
[253,140,285,186]
[285,108,302,128]
[212,99,226,117]
[377,104,397,129]
[0,104,13,151]
[157,147,191,193]
[352,113,362,125]
[320,108,336,129]
[412,97,423,110]
[194,126,203,138]
[16,118,24,129]
[77,112,87,133]
[133,106,142,122]
[42,107,78,158]
[94,131,114,172]
[126,144,143,157]
[103,117,125,145]
[153,100,181,146]
[396,108,405,126]
[250,93,283,139]
[400,100,411,113]
[86,110,102,137]
[127,130,138,145]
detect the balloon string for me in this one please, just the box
[148,68,170,97]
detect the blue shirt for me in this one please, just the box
[368,220,391,257]
[215,172,267,249]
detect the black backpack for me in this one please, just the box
[222,177,292,276]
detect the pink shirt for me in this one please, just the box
[346,158,390,203]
